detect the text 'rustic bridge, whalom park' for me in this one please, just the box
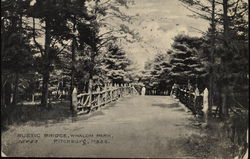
[2,83,228,158]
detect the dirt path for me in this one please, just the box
[2,96,205,158]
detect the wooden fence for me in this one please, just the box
[171,87,210,117]
[175,88,204,115]
[73,84,138,115]
[173,87,248,118]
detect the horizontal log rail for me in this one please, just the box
[176,88,204,115]
[171,87,205,116]
[74,84,138,115]
[172,87,248,117]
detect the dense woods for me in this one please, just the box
[1,0,137,109]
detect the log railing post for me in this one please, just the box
[194,87,199,114]
[118,84,121,98]
[32,94,35,103]
[97,86,100,107]
[243,129,249,159]
[111,84,114,101]
[128,84,130,94]
[126,84,128,95]
[104,83,107,106]
[202,88,209,124]
[122,83,125,96]
[116,84,119,99]
[88,80,93,108]
[72,86,78,112]
[126,83,129,95]
[113,83,116,100]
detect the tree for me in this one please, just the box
[1,0,35,105]
[77,0,137,92]
[179,0,249,116]
[29,0,90,108]
[168,34,206,87]
[141,52,172,94]
[219,0,248,116]
[102,43,132,84]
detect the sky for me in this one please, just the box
[31,0,210,69]
[120,0,209,69]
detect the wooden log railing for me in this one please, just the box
[172,87,205,116]
[75,84,138,115]
[172,85,249,118]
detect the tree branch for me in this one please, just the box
[32,18,44,56]
[97,31,113,38]
[189,26,207,35]
[56,39,72,55]
[231,0,241,19]
[181,3,211,21]
[99,0,112,6]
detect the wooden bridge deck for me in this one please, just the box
[2,95,203,158]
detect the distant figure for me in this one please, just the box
[141,87,146,96]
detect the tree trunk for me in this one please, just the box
[41,19,51,109]
[88,44,97,107]
[88,77,93,107]
[41,71,50,108]
[11,12,23,105]
[5,82,12,106]
[70,36,76,111]
[223,0,229,42]
[1,83,6,106]
[70,17,77,110]
[1,18,6,106]
[221,88,229,118]
[221,0,229,117]
[208,0,216,114]
[12,73,19,105]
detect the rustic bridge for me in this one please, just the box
[2,87,246,158]
[73,83,211,119]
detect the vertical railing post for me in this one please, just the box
[114,83,116,100]
[127,83,129,95]
[32,94,35,103]
[72,86,78,112]
[194,87,199,115]
[116,83,118,99]
[243,129,249,159]
[121,83,123,97]
[202,88,209,124]
[107,83,110,102]
[111,83,114,101]
[88,80,92,108]
[118,83,120,98]
[97,86,100,107]
[127,83,131,95]
[104,83,107,105]
[115,83,118,99]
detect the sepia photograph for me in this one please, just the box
[1,0,249,158]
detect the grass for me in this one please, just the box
[1,101,74,131]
